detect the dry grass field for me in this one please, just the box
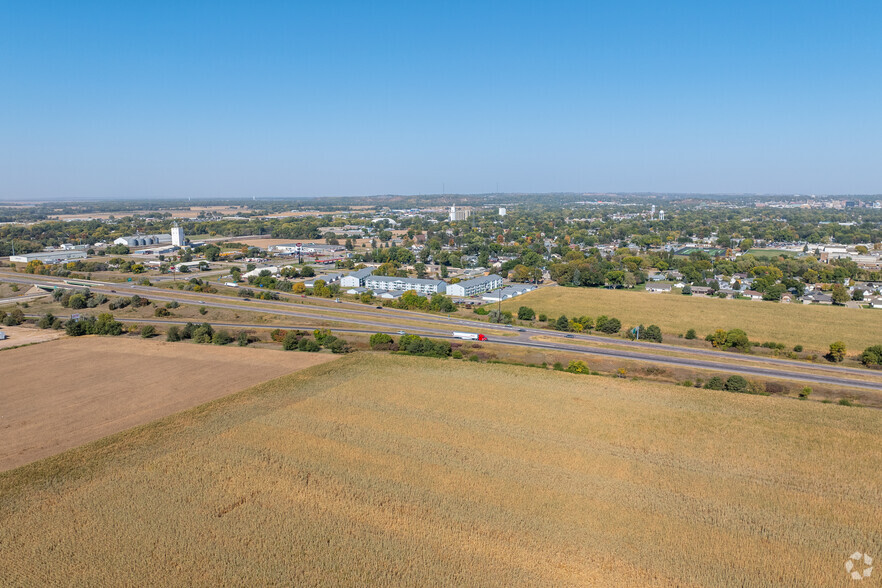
[503,286,882,353]
[0,325,64,349]
[0,336,337,471]
[1,354,879,586]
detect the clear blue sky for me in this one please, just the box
[1,1,880,200]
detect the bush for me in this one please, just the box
[473,307,489,315]
[859,345,882,366]
[704,376,725,390]
[154,307,171,317]
[793,344,803,352]
[166,301,180,309]
[199,306,208,316]
[538,313,548,322]
[566,360,589,374]
[799,386,812,399]
[452,350,463,359]
[599,317,621,334]
[328,338,352,354]
[298,338,321,352]
[826,341,846,363]
[724,375,749,393]
[369,333,395,350]
[37,313,56,329]
[192,323,214,344]
[212,330,233,345]
[685,328,697,340]
[237,331,250,346]
[140,325,156,338]
[64,313,124,337]
[166,326,182,342]
[552,362,564,371]
[643,324,662,343]
[517,306,535,320]
[282,331,302,350]
[3,308,25,326]
[838,398,854,407]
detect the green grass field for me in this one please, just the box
[502,286,882,353]
[1,353,879,586]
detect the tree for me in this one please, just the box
[212,330,233,345]
[440,265,448,278]
[37,313,56,329]
[685,328,697,340]
[852,289,865,301]
[517,306,535,320]
[643,324,663,343]
[681,284,692,295]
[859,345,882,366]
[140,325,156,338]
[725,375,749,393]
[831,283,850,305]
[166,326,181,342]
[827,341,846,362]
[555,315,570,331]
[282,331,302,350]
[599,318,621,334]
[237,331,250,346]
[414,262,427,279]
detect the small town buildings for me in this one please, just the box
[481,284,536,302]
[646,282,673,293]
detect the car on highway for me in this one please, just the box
[242,297,250,301]
[397,330,406,335]
[565,334,575,338]
[517,328,526,332]
[376,306,383,309]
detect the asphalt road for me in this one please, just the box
[4,271,882,392]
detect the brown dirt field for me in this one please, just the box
[0,325,64,349]
[0,337,338,471]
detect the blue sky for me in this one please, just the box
[1,1,880,199]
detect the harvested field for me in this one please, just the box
[0,336,337,470]
[1,354,879,586]
[503,285,882,353]
[0,325,64,349]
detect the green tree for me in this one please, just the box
[599,318,621,334]
[517,306,536,320]
[166,326,182,342]
[827,340,847,362]
[555,315,570,331]
[704,376,725,390]
[37,313,56,329]
[859,345,882,366]
[140,325,156,338]
[725,375,749,393]
[369,333,395,350]
[212,330,233,345]
[685,328,697,340]
[831,283,850,305]
[682,284,692,295]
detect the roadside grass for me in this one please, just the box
[502,286,882,353]
[1,354,879,586]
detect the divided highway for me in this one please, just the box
[4,271,882,392]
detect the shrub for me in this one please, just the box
[212,330,233,345]
[154,307,171,317]
[826,341,846,363]
[473,307,489,315]
[452,350,463,359]
[838,398,854,407]
[140,325,156,338]
[237,331,250,346]
[166,326,182,342]
[192,323,214,344]
[725,375,749,393]
[552,362,564,371]
[799,386,812,399]
[643,324,662,343]
[859,345,882,366]
[599,318,621,334]
[369,333,396,350]
[282,331,302,351]
[793,344,803,353]
[517,306,535,320]
[566,360,589,374]
[37,313,56,329]
[199,306,208,316]
[704,376,725,390]
[538,313,547,322]
[165,301,180,309]
[468,354,480,362]
[298,338,321,352]
[328,338,352,354]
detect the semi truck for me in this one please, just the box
[453,332,487,341]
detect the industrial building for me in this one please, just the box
[171,224,186,247]
[445,274,504,297]
[340,267,375,288]
[269,243,345,255]
[114,234,172,247]
[9,250,87,264]
[364,276,447,295]
[449,205,471,222]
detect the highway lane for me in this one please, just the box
[5,271,882,391]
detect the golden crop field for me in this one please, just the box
[502,286,882,352]
[1,354,879,586]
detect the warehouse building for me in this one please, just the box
[481,284,536,302]
[340,267,375,288]
[364,276,447,295]
[9,250,87,264]
[445,274,503,297]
